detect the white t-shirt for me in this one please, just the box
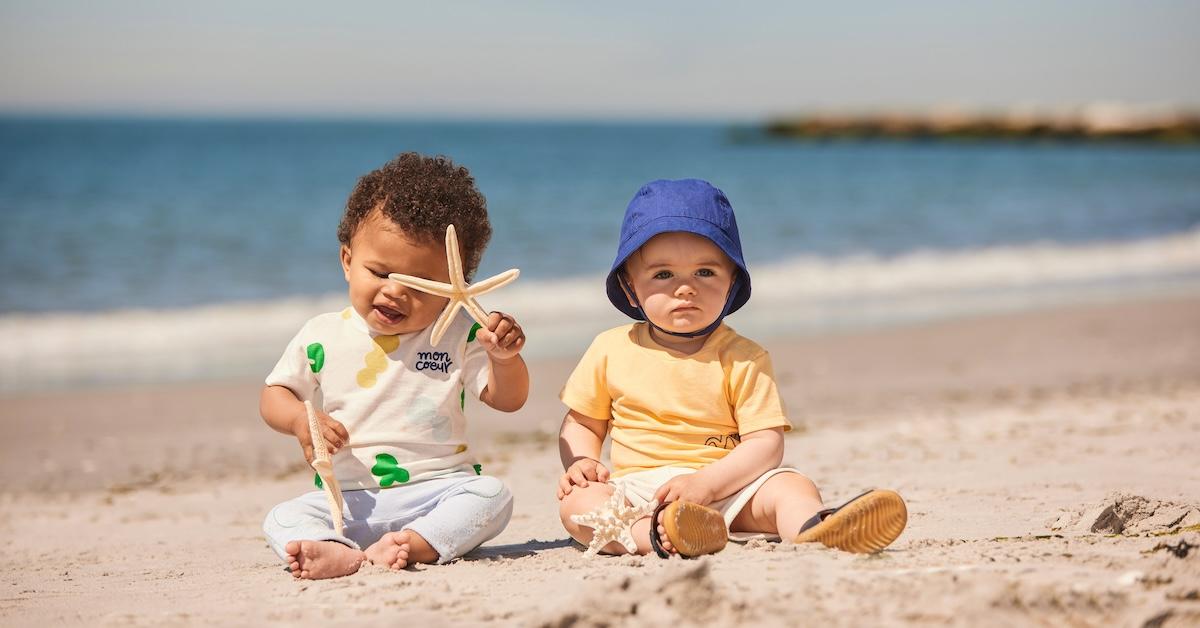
[266,306,491,490]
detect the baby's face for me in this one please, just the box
[340,213,450,335]
[623,231,736,336]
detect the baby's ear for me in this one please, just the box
[339,245,353,280]
[618,270,638,307]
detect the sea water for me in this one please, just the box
[2,117,1198,391]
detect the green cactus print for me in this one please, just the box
[306,343,325,373]
[473,464,482,475]
[314,472,323,489]
[461,323,481,410]
[371,453,411,487]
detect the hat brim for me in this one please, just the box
[605,215,751,320]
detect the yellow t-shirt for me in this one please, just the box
[560,323,791,477]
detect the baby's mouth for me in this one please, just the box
[373,304,407,324]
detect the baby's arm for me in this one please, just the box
[557,410,610,498]
[654,427,785,506]
[475,311,529,412]
[260,385,349,463]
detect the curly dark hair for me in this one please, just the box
[338,152,492,279]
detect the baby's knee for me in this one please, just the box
[558,488,586,522]
[264,498,313,532]
[557,487,602,534]
[462,476,513,518]
[762,471,821,501]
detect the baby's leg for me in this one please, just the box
[560,483,667,555]
[374,475,512,567]
[728,472,823,540]
[263,492,365,579]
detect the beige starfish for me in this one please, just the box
[305,400,346,536]
[388,224,520,346]
[569,483,659,558]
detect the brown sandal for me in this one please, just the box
[794,489,907,553]
[649,501,729,558]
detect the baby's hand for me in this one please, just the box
[653,473,717,507]
[475,311,525,361]
[557,457,610,499]
[290,408,349,464]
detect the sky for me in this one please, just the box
[1,0,1198,120]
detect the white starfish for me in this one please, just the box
[569,484,659,558]
[388,224,520,346]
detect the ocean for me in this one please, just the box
[2,117,1198,392]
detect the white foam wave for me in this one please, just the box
[753,227,1200,302]
[2,229,1198,393]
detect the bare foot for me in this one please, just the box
[364,531,415,570]
[284,540,366,579]
[655,507,675,555]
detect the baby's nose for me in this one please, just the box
[381,280,409,299]
[675,282,697,296]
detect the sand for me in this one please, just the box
[1,296,1198,627]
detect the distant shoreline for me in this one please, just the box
[757,106,1200,143]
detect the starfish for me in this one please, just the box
[569,483,659,558]
[388,224,520,346]
[305,400,346,535]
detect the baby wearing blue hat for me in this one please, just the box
[557,179,908,557]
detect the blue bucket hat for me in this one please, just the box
[605,178,751,337]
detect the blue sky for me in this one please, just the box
[1,1,1197,119]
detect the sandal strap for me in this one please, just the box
[797,490,876,533]
[648,501,671,559]
[798,507,836,534]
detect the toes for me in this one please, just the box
[285,541,301,561]
[657,524,675,553]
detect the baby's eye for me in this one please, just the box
[696,268,716,277]
[653,270,673,280]
[370,269,389,279]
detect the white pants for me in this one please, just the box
[610,466,802,541]
[262,472,512,564]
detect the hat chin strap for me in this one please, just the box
[619,273,744,339]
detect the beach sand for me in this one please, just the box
[2,296,1198,626]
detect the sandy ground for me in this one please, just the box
[2,296,1199,627]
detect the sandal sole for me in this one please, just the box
[794,489,907,553]
[662,501,728,557]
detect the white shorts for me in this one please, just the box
[609,466,803,541]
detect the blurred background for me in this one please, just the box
[1,0,1198,392]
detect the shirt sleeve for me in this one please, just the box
[728,351,792,435]
[264,322,319,401]
[462,322,492,399]
[559,334,614,421]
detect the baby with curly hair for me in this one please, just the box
[260,152,528,579]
